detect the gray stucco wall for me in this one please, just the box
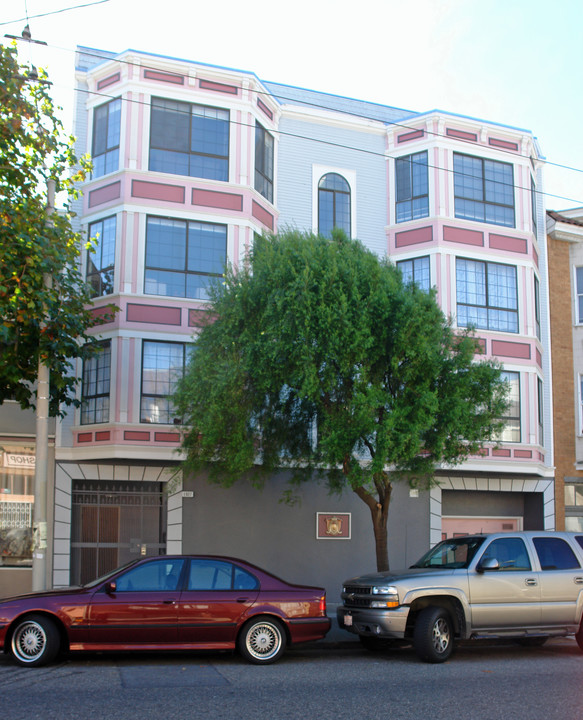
[181,469,430,603]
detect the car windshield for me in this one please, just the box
[411,536,485,570]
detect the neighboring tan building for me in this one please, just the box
[0,45,554,599]
[547,209,583,531]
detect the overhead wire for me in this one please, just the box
[0,0,111,26]
[3,34,583,207]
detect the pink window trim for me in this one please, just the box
[97,73,120,90]
[394,225,433,248]
[154,432,181,443]
[144,69,185,85]
[446,128,477,142]
[199,78,239,95]
[126,303,182,326]
[131,179,185,204]
[192,188,243,211]
[397,129,424,143]
[491,340,531,360]
[489,233,527,254]
[252,200,274,230]
[124,431,150,441]
[257,97,273,120]
[88,181,121,208]
[443,225,484,247]
[489,137,518,151]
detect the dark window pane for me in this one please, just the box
[81,342,111,425]
[149,99,229,181]
[318,173,350,237]
[533,537,580,570]
[454,153,514,228]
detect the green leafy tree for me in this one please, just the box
[0,44,96,414]
[175,229,508,571]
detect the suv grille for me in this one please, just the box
[342,585,373,608]
[344,585,371,595]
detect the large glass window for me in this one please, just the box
[534,275,541,340]
[318,173,351,238]
[456,258,518,333]
[565,483,583,532]
[87,216,116,297]
[395,151,429,222]
[0,451,35,567]
[531,176,537,234]
[255,122,274,203]
[145,217,227,301]
[149,98,229,181]
[576,268,583,324]
[81,341,111,425]
[397,256,430,292]
[92,98,121,178]
[453,153,515,228]
[497,371,520,443]
[537,377,544,446]
[141,341,187,424]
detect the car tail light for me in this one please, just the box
[319,594,327,615]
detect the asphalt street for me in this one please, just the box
[1,636,582,720]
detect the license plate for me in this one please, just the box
[344,613,353,627]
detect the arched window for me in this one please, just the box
[318,173,351,237]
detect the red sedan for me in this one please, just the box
[0,555,331,666]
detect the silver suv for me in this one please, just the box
[338,531,583,662]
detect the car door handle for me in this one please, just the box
[163,599,177,604]
[574,577,583,585]
[237,597,249,603]
[525,578,537,586]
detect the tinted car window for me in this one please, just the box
[188,559,234,590]
[115,558,185,592]
[479,537,531,571]
[234,567,259,591]
[533,537,581,570]
[576,536,583,551]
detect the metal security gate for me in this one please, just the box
[71,480,167,585]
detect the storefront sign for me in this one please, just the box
[3,453,36,469]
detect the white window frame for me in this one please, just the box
[312,164,356,239]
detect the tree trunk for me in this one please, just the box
[353,477,392,572]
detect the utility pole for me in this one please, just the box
[32,178,55,592]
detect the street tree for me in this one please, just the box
[0,44,95,414]
[175,229,508,571]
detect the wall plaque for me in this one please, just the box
[316,512,351,540]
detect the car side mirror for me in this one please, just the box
[104,581,117,594]
[477,558,499,573]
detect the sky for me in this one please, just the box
[2,0,582,212]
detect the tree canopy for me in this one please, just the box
[175,229,509,570]
[0,44,95,414]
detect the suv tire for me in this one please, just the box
[413,606,454,663]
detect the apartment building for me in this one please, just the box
[0,46,553,598]
[547,209,583,532]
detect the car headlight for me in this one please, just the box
[371,585,399,608]
[372,585,396,595]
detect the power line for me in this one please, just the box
[65,44,583,179]
[5,39,583,207]
[0,0,111,27]
[70,84,583,208]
